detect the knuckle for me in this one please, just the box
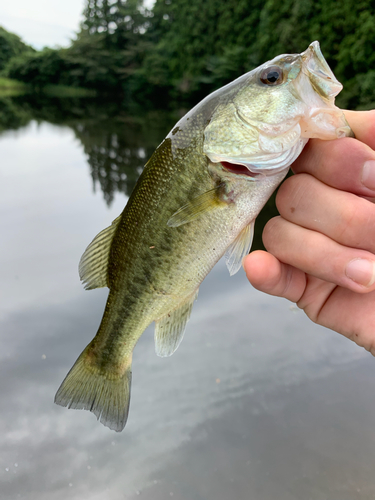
[339,198,375,249]
[262,216,282,250]
[276,173,312,217]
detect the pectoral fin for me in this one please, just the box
[154,290,199,357]
[79,215,121,290]
[225,221,255,276]
[167,184,226,227]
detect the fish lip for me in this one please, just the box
[299,106,353,139]
[220,161,263,178]
[207,138,308,176]
[301,41,343,98]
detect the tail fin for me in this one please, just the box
[54,347,132,432]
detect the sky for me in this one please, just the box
[0,0,155,50]
[0,0,88,49]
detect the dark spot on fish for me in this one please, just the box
[291,207,295,213]
[172,127,180,135]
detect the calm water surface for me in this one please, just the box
[1,97,375,500]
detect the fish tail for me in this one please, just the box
[54,344,132,432]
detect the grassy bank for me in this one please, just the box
[0,77,96,98]
[42,85,97,97]
[0,77,29,96]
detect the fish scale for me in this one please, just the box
[55,42,352,431]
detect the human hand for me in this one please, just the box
[243,110,375,354]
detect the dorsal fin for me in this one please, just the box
[154,290,199,357]
[79,215,121,290]
[225,220,255,276]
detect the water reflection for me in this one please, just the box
[1,95,375,500]
[2,94,179,205]
[0,96,32,132]
[72,117,164,205]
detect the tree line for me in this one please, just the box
[1,0,375,109]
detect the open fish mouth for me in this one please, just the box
[209,138,308,176]
[220,161,262,177]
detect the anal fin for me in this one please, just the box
[154,290,199,357]
[225,220,255,276]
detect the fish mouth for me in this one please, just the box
[301,41,343,99]
[210,138,308,177]
[220,161,262,177]
[299,106,353,139]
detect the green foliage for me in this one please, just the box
[0,77,29,97]
[0,26,35,72]
[6,49,68,87]
[144,0,264,100]
[3,0,375,109]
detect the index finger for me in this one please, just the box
[291,110,375,197]
[345,110,375,150]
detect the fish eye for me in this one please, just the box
[260,66,284,85]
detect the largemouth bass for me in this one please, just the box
[55,42,352,431]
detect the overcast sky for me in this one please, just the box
[0,0,155,50]
[0,0,90,49]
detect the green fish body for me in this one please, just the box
[55,42,352,431]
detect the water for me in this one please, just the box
[1,96,375,500]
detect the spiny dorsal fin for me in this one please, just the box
[225,220,255,276]
[154,290,199,357]
[167,185,225,227]
[79,215,121,290]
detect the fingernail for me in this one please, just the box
[361,160,375,190]
[346,258,375,287]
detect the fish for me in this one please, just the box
[55,41,352,431]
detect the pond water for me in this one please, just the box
[1,95,375,500]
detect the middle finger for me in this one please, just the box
[276,173,375,254]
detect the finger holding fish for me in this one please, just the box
[291,135,375,199]
[244,108,375,349]
[275,173,375,253]
[262,215,375,292]
[244,243,375,353]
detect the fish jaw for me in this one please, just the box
[296,41,353,140]
[301,41,343,99]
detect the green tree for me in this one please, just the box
[4,0,375,110]
[67,0,152,92]
[0,26,35,72]
[6,49,68,88]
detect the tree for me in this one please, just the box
[0,26,35,72]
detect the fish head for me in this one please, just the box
[203,41,352,175]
